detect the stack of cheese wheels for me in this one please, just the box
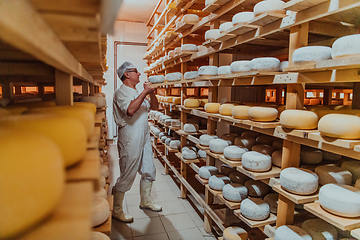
[90,231,111,240]
[169,140,181,149]
[165,72,183,82]
[218,65,232,75]
[182,148,197,160]
[249,57,281,71]
[230,60,251,73]
[232,105,250,119]
[209,175,231,190]
[184,98,200,108]
[181,44,197,52]
[264,193,279,213]
[78,96,106,108]
[301,218,338,240]
[318,114,360,139]
[199,166,218,179]
[182,14,200,24]
[209,138,230,153]
[223,227,248,240]
[280,167,319,195]
[341,160,360,183]
[332,34,360,58]
[223,146,248,160]
[319,183,360,217]
[300,147,323,165]
[0,128,64,239]
[280,61,289,71]
[198,65,218,76]
[183,123,199,133]
[221,133,238,143]
[219,22,233,33]
[256,135,275,145]
[322,150,341,161]
[242,151,272,172]
[199,134,217,146]
[222,183,248,202]
[198,149,207,158]
[229,171,250,184]
[235,136,256,150]
[171,119,181,128]
[148,75,165,83]
[172,97,181,105]
[232,12,255,25]
[91,196,110,227]
[219,103,235,116]
[198,45,207,52]
[274,225,312,240]
[253,0,286,17]
[240,198,270,221]
[184,71,199,80]
[292,46,332,63]
[205,29,221,41]
[245,180,269,197]
[248,106,278,122]
[280,110,318,129]
[204,102,221,113]
[272,139,283,149]
[315,165,352,185]
[252,144,275,155]
[221,164,237,176]
[271,149,282,167]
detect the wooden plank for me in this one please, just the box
[55,69,73,105]
[93,212,111,236]
[0,62,54,76]
[175,152,200,163]
[227,23,258,36]
[205,184,223,196]
[308,132,360,149]
[214,32,237,42]
[187,135,200,145]
[206,150,222,159]
[351,228,360,239]
[275,126,318,139]
[273,184,319,204]
[284,0,329,12]
[107,195,113,211]
[195,174,209,185]
[196,143,210,151]
[175,21,194,33]
[355,145,360,153]
[242,120,280,129]
[304,201,360,231]
[218,155,242,167]
[248,12,286,27]
[217,194,241,210]
[176,129,206,136]
[234,209,277,228]
[32,0,99,14]
[236,165,281,180]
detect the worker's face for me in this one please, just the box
[125,68,141,84]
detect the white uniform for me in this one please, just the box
[113,84,156,192]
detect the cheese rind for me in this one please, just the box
[242,151,272,172]
[184,71,199,80]
[229,172,250,184]
[223,146,248,160]
[234,136,256,150]
[199,166,218,179]
[253,0,286,17]
[341,160,360,183]
[205,29,221,41]
[230,61,251,73]
[218,65,232,75]
[280,167,319,195]
[198,66,218,76]
[280,110,318,129]
[292,46,332,63]
[301,218,338,240]
[219,22,233,33]
[182,149,197,160]
[209,175,231,190]
[274,225,312,240]
[271,149,282,167]
[332,34,360,58]
[148,75,165,83]
[249,57,280,71]
[165,72,183,81]
[223,227,248,240]
[315,165,352,185]
[221,164,237,176]
[240,198,270,220]
[204,103,221,113]
[232,12,255,25]
[181,44,198,52]
[318,114,360,139]
[222,183,248,202]
[169,140,181,149]
[209,139,230,153]
[183,123,199,133]
[184,99,200,108]
[300,147,323,165]
[232,105,250,119]
[219,104,235,116]
[251,144,275,155]
[91,197,110,227]
[199,134,217,146]
[264,193,279,214]
[245,180,269,197]
[248,106,278,122]
[182,14,200,23]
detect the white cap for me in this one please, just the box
[117,61,137,80]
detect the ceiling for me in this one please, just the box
[116,0,164,23]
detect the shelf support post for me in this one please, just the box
[55,69,73,106]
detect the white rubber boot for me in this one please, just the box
[112,190,133,223]
[139,181,162,212]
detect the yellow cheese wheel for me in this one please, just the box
[280,109,318,129]
[74,102,97,114]
[318,113,360,139]
[204,103,220,113]
[173,97,181,105]
[199,99,208,107]
[219,104,235,116]
[184,98,200,108]
[13,100,56,109]
[3,106,28,115]
[223,226,248,240]
[0,128,64,239]
[248,106,278,122]
[91,197,110,227]
[165,96,174,103]
[314,109,337,120]
[232,105,250,119]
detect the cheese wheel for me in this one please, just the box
[171,119,181,128]
[91,197,110,227]
[315,165,352,185]
[205,29,221,41]
[319,183,360,217]
[230,60,251,73]
[253,0,286,17]
[272,140,283,150]
[197,45,207,52]
[280,167,319,195]
[229,172,250,184]
[100,164,110,178]
[221,133,238,144]
[301,218,338,240]
[78,96,106,108]
[209,139,230,153]
[0,128,64,239]
[234,136,256,150]
[280,110,318,129]
[165,72,183,81]
[232,12,255,25]
[199,166,218,179]
[182,149,197,160]
[218,65,232,75]
[165,137,172,146]
[322,150,342,161]
[152,128,161,137]
[184,99,200,108]
[172,97,181,104]
[256,135,275,145]
[280,61,289,71]
[181,44,197,52]
[219,104,235,116]
[242,151,272,172]
[199,134,216,146]
[318,114,360,139]
[174,47,181,55]
[332,34,360,58]
[168,50,175,58]
[148,75,165,83]
[169,140,181,149]
[198,149,207,158]
[240,198,270,220]
[13,100,56,109]
[223,227,248,240]
[90,231,111,240]
[184,123,199,133]
[3,106,28,115]
[249,57,280,71]
[209,175,231,190]
[223,183,248,202]
[300,147,323,165]
[275,225,312,240]
[74,101,97,114]
[245,180,270,197]
[341,161,360,183]
[99,176,106,188]
[252,144,275,155]
[161,136,168,143]
[248,106,278,122]
[204,102,221,113]
[95,188,107,199]
[264,193,279,214]
[205,0,216,5]
[221,164,237,176]
[198,66,218,76]
[184,71,199,80]
[271,149,282,167]
[293,46,332,63]
[219,22,233,33]
[182,14,199,23]
[241,131,261,138]
[232,105,250,119]
[223,146,248,160]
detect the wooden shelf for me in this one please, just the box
[217,194,241,210]
[196,143,210,151]
[175,129,207,136]
[205,184,223,196]
[205,150,223,159]
[93,212,111,237]
[227,23,258,36]
[165,144,179,153]
[234,209,277,228]
[236,165,281,180]
[195,174,208,185]
[249,12,286,26]
[284,0,330,12]
[272,184,319,204]
[308,132,360,149]
[218,155,242,168]
[175,152,200,163]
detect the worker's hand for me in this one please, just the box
[144,81,156,94]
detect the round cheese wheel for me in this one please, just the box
[184,123,199,133]
[198,66,218,76]
[205,102,221,113]
[272,140,283,150]
[332,34,360,58]
[78,96,106,108]
[223,146,248,160]
[91,197,110,227]
[280,110,318,129]
[198,149,207,158]
[248,106,278,122]
[341,161,360,183]
[249,57,281,71]
[275,225,312,240]
[232,12,255,25]
[221,164,237,176]
[241,131,261,138]
[230,60,251,73]
[264,193,279,214]
[254,0,286,17]
[172,97,181,104]
[240,198,270,220]
[199,99,208,107]
[99,176,106,188]
[171,120,181,128]
[218,65,232,75]
[219,22,233,33]
[300,147,323,165]
[319,183,360,217]
[199,134,216,146]
[168,50,175,58]
[209,139,230,153]
[252,144,275,155]
[293,46,332,63]
[242,151,272,172]
[152,128,161,137]
[169,140,181,149]
[182,149,197,160]
[199,166,218,179]
[318,114,360,139]
[280,61,289,71]
[174,47,181,55]
[148,75,165,83]
[181,44,197,52]
[205,29,221,41]
[161,136,168,143]
[209,175,231,190]
[223,226,248,240]
[90,231,111,240]
[301,218,338,240]
[256,135,274,146]
[198,45,207,52]
[184,71,199,79]
[315,165,352,185]
[232,105,250,119]
[322,150,342,161]
[271,149,282,167]
[165,72,183,81]
[245,180,269,197]
[219,104,234,116]
[184,99,200,108]
[229,172,250,184]
[95,188,107,199]
[165,137,172,145]
[75,101,99,114]
[182,14,199,23]
[100,164,109,178]
[234,136,256,150]
[223,183,248,202]
[280,167,319,195]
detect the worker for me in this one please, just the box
[112,61,161,223]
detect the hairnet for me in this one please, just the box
[117,61,137,79]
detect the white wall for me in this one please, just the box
[103,21,148,139]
